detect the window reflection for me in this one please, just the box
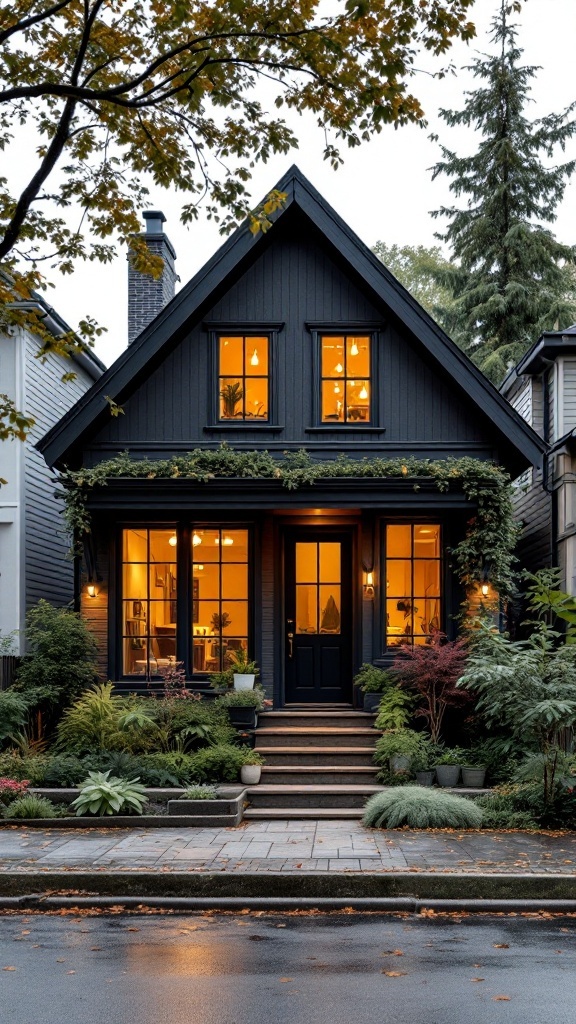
[385,524,441,647]
[321,335,371,423]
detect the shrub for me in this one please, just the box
[0,778,30,806]
[150,695,235,752]
[15,600,99,717]
[363,786,483,829]
[374,729,423,766]
[374,689,413,731]
[353,664,394,694]
[390,634,470,743]
[434,746,470,766]
[4,795,59,819]
[182,785,218,800]
[71,771,147,816]
[188,744,247,783]
[0,753,49,784]
[0,691,30,746]
[475,789,539,830]
[217,687,267,709]
[40,754,87,787]
[55,684,157,754]
[136,753,197,786]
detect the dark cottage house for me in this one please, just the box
[38,167,545,709]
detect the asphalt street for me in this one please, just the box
[1,911,575,1024]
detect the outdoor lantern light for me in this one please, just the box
[87,583,97,598]
[481,583,490,597]
[363,571,375,599]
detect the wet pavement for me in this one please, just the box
[1,910,575,1023]
[1,820,576,874]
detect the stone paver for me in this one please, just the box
[1,822,576,874]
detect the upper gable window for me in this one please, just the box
[218,335,269,421]
[321,335,371,423]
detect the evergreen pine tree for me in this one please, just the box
[431,0,576,385]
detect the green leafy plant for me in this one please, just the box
[434,746,469,766]
[4,795,59,820]
[0,753,48,785]
[374,729,423,765]
[217,688,267,710]
[374,688,414,731]
[238,749,265,766]
[410,739,442,774]
[55,684,157,754]
[71,771,147,817]
[389,634,470,744]
[182,785,218,800]
[227,648,259,677]
[353,664,394,694]
[0,691,29,746]
[363,786,483,829]
[188,744,247,783]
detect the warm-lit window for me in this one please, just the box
[218,335,269,420]
[385,524,441,647]
[191,528,249,673]
[321,335,370,423]
[122,529,177,676]
[295,541,341,634]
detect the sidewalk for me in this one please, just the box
[1,820,576,874]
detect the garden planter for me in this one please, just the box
[363,693,382,714]
[234,673,255,691]
[240,764,262,785]
[435,765,461,788]
[462,767,486,788]
[415,770,435,787]
[389,754,411,773]
[227,707,258,730]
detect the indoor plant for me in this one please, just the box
[239,749,265,785]
[433,747,468,788]
[353,663,394,714]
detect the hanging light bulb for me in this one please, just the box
[359,384,368,400]
[193,563,204,571]
[192,532,202,547]
[333,382,340,394]
[215,535,234,546]
[334,362,343,374]
[250,348,259,367]
[168,534,177,547]
[350,339,359,356]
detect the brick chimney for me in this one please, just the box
[127,210,178,344]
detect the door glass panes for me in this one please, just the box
[295,542,341,635]
[122,529,177,676]
[321,335,371,423]
[219,336,269,420]
[192,529,249,673]
[385,524,441,647]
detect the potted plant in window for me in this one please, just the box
[229,648,259,691]
[220,382,244,418]
[239,749,265,785]
[353,663,394,714]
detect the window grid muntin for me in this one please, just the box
[121,528,177,677]
[385,524,442,648]
[321,334,371,424]
[218,335,269,421]
[192,527,249,674]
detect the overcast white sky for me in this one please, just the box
[42,0,576,366]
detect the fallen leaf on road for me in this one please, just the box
[279,977,294,982]
[493,996,511,1001]
[493,944,509,949]
[90,947,102,951]
[382,971,407,977]
[471,978,485,982]
[66,971,76,975]
[2,966,16,971]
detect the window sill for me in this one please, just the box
[305,426,386,434]
[204,424,285,433]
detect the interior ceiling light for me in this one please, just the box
[168,534,177,547]
[359,384,368,400]
[335,363,343,373]
[192,532,202,547]
[350,339,359,356]
[333,382,341,394]
[215,535,234,546]
[193,563,204,571]
[250,348,259,366]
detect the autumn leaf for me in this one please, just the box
[493,996,511,1001]
[2,966,16,971]
[279,977,294,983]
[382,971,408,977]
[471,978,485,982]
[493,943,510,949]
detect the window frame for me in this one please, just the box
[306,322,382,430]
[380,520,444,652]
[204,322,283,430]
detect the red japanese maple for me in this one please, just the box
[390,635,471,744]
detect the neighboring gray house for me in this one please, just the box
[501,325,576,593]
[0,298,105,653]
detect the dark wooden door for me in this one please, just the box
[284,530,353,704]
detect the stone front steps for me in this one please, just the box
[246,710,382,819]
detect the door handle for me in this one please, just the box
[287,632,294,658]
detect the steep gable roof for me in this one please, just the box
[38,165,546,473]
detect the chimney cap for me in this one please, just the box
[143,210,166,233]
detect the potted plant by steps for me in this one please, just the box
[217,686,267,730]
[353,663,395,714]
[229,648,259,691]
[240,749,265,785]
[461,764,487,788]
[411,738,440,787]
[374,728,422,775]
[434,747,468,788]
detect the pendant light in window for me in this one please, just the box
[334,362,343,374]
[250,348,259,367]
[359,384,368,400]
[214,534,234,546]
[350,339,359,356]
[168,534,177,547]
[192,532,202,547]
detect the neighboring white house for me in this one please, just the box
[501,324,576,593]
[0,298,105,653]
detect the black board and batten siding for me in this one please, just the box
[24,334,95,610]
[86,224,504,465]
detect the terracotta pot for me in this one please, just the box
[240,764,262,785]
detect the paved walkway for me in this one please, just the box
[1,821,576,874]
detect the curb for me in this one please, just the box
[0,871,575,903]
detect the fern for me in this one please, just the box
[363,786,483,829]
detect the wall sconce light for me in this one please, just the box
[363,571,375,599]
[86,583,97,598]
[481,583,490,598]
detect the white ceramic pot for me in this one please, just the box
[233,673,255,691]
[240,764,262,785]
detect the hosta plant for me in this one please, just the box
[363,786,483,830]
[71,771,147,817]
[4,795,59,819]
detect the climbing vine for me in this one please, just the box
[58,446,518,598]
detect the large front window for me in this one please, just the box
[219,335,269,420]
[192,528,249,673]
[122,528,177,676]
[385,524,441,646]
[321,335,371,423]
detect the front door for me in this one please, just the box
[284,530,353,704]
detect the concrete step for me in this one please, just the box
[258,711,375,730]
[246,784,384,809]
[260,766,379,786]
[254,728,378,748]
[243,807,364,820]
[255,746,377,767]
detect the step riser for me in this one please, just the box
[261,770,378,786]
[255,732,377,748]
[248,792,371,809]
[257,751,376,766]
[259,714,374,730]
